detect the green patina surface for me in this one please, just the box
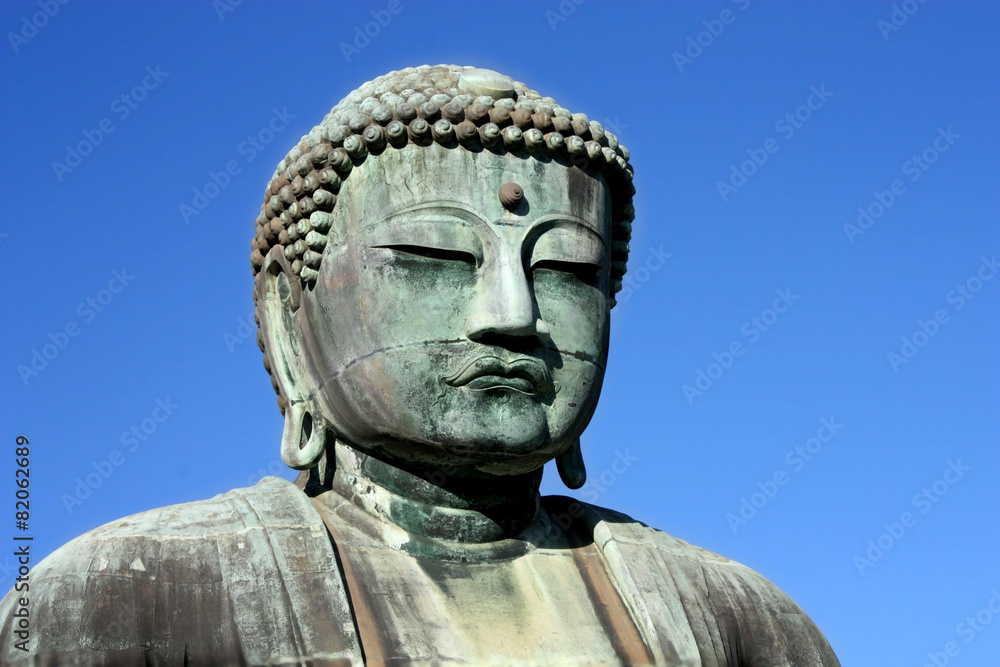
[0,66,840,666]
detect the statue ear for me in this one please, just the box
[260,249,328,470]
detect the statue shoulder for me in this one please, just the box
[572,500,841,666]
[0,477,361,665]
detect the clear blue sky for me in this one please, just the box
[2,1,998,664]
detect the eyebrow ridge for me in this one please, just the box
[368,201,488,227]
[527,215,609,250]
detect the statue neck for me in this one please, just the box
[330,443,542,543]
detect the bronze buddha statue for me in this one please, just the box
[1,65,839,666]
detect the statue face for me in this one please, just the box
[300,146,611,474]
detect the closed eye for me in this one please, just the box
[532,259,600,286]
[377,244,478,266]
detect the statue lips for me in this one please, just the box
[442,355,553,396]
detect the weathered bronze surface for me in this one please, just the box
[0,65,840,665]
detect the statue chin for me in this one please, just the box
[311,351,603,474]
[319,354,597,475]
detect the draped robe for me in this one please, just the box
[0,477,839,666]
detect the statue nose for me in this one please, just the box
[464,255,551,346]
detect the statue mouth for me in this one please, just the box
[442,354,553,396]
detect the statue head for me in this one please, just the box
[250,65,635,487]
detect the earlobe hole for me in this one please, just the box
[264,255,300,311]
[300,411,313,450]
[278,272,291,304]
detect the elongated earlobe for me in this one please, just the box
[262,249,329,471]
[280,400,328,470]
[556,438,587,489]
